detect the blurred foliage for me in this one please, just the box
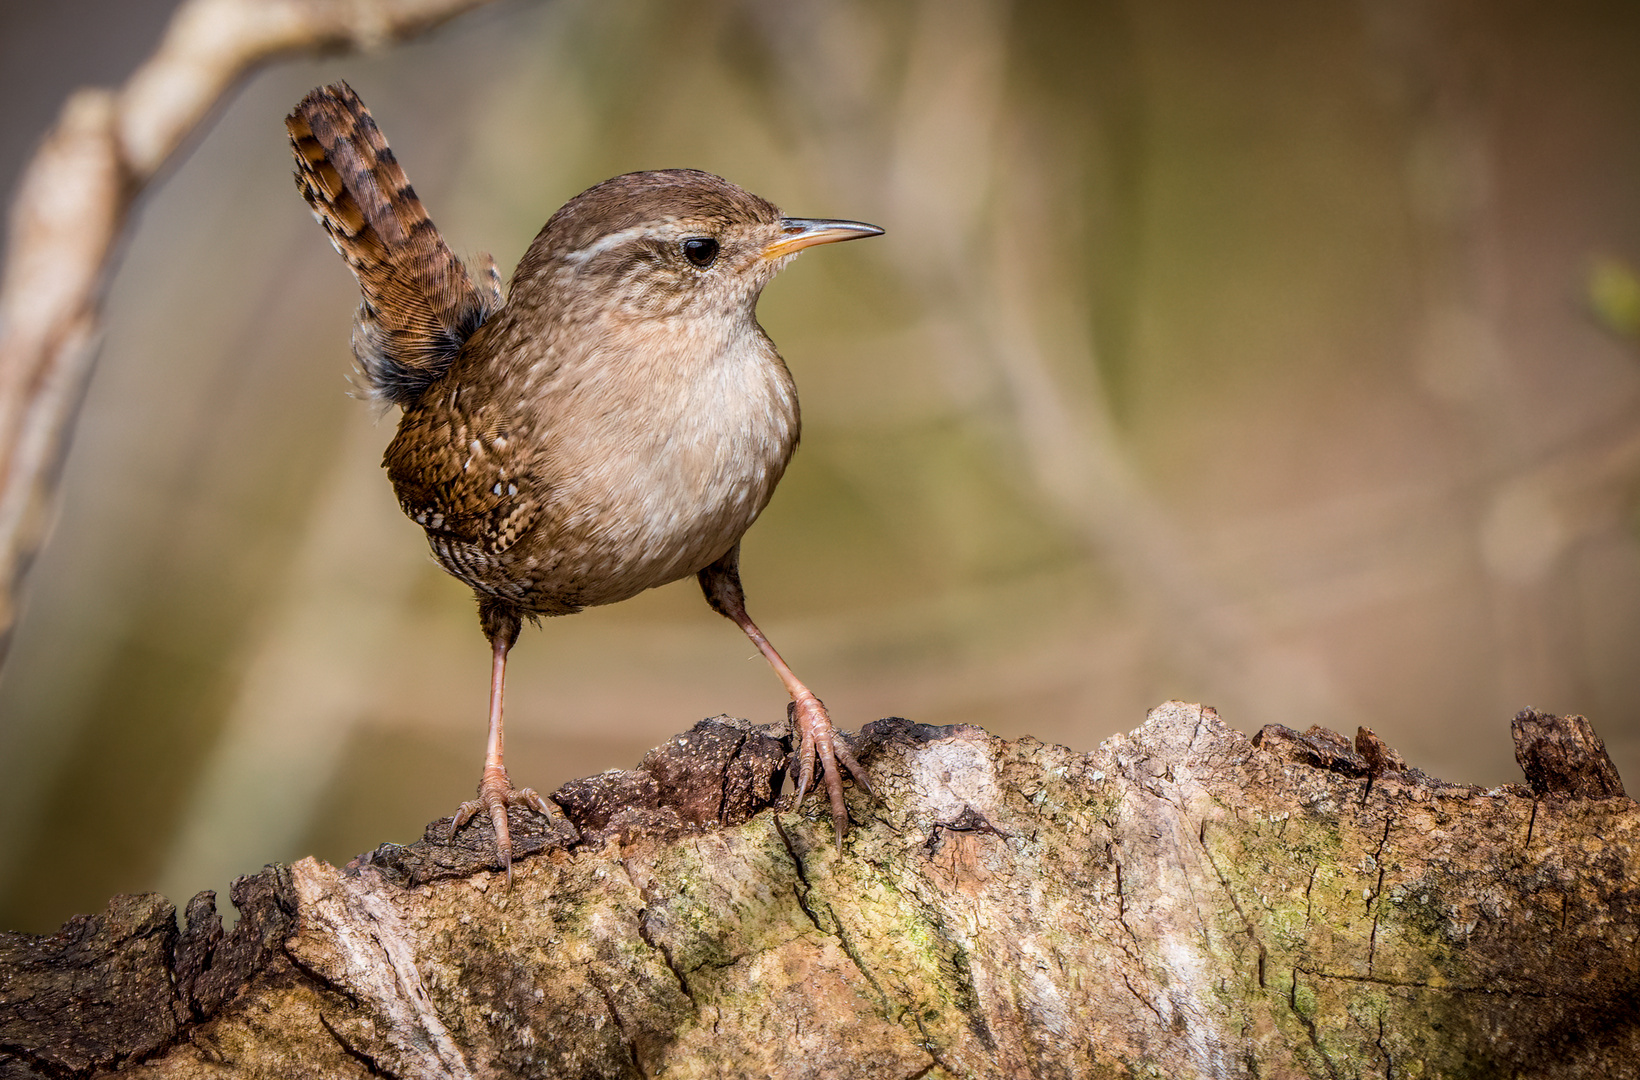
[1589,256,1640,340]
[1,0,1639,933]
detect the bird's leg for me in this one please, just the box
[699,546,875,847]
[452,599,550,881]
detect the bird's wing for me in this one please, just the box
[383,396,547,558]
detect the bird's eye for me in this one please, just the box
[682,238,719,268]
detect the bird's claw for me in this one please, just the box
[787,695,875,850]
[452,767,551,883]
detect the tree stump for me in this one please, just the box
[2,702,1636,1079]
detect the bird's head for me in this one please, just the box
[517,169,881,322]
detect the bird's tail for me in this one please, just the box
[286,81,500,406]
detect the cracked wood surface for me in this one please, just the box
[2,704,1637,1079]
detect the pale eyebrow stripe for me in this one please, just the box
[561,223,682,266]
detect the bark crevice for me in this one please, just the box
[1,704,1636,1079]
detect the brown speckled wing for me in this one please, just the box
[384,398,545,571]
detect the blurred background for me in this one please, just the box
[0,0,1637,933]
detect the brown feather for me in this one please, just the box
[285,81,498,404]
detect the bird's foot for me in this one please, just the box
[452,767,551,882]
[788,693,876,849]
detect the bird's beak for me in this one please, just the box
[763,218,884,260]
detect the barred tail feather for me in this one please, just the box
[286,81,498,405]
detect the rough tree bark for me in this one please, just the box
[1,702,1636,1079]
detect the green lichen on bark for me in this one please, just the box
[3,707,1637,1079]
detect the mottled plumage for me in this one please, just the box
[287,82,882,874]
[384,171,801,617]
[287,82,500,403]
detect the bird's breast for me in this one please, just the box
[407,314,801,612]
[555,321,799,593]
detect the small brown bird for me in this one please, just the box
[286,82,881,873]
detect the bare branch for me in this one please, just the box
[0,0,499,656]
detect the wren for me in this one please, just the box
[286,82,881,874]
